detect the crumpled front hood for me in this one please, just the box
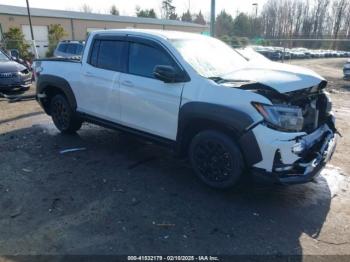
[0,61,26,73]
[225,61,325,93]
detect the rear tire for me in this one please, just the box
[50,94,82,134]
[189,130,244,189]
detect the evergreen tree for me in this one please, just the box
[181,10,192,22]
[3,27,32,60]
[194,10,206,25]
[215,10,235,37]
[136,7,157,18]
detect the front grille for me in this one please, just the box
[0,73,21,87]
[0,72,16,78]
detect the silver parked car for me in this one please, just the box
[0,49,32,92]
[53,41,84,58]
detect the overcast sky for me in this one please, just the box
[0,0,268,19]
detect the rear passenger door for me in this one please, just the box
[77,36,127,120]
[118,38,184,140]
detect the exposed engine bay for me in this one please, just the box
[287,87,332,133]
[234,80,333,134]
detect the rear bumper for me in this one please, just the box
[252,116,337,185]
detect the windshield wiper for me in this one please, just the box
[207,76,250,84]
[207,76,225,82]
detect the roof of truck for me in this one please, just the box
[91,29,209,41]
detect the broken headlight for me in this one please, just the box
[253,103,304,132]
[17,69,30,77]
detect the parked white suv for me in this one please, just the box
[34,29,337,189]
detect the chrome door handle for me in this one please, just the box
[122,80,134,87]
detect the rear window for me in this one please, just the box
[76,44,84,55]
[57,43,83,55]
[66,44,78,54]
[57,43,68,52]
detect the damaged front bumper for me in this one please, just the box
[0,75,32,91]
[252,116,337,184]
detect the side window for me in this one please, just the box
[128,42,176,78]
[90,40,126,72]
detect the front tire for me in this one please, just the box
[50,94,82,134]
[189,130,244,189]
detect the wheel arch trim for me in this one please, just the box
[36,74,77,112]
[177,102,263,166]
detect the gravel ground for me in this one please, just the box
[0,58,349,258]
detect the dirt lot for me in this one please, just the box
[0,58,349,258]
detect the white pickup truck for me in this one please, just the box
[34,29,337,189]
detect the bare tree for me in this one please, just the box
[332,0,349,40]
[344,4,350,37]
[261,0,278,38]
[312,0,331,38]
[80,4,93,13]
[293,0,308,36]
[218,0,350,50]
[110,5,120,16]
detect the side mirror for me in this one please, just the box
[153,65,182,83]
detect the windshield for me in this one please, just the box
[0,50,10,61]
[170,37,248,78]
[235,47,269,62]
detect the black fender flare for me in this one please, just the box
[36,74,77,112]
[177,102,262,166]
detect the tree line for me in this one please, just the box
[81,0,206,25]
[3,0,349,61]
[83,0,350,49]
[215,0,350,50]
